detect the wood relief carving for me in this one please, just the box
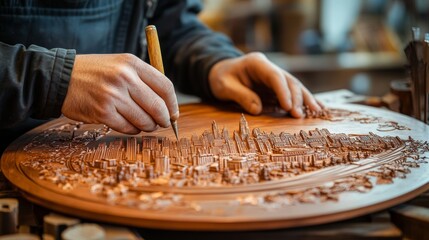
[2,103,429,230]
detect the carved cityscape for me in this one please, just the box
[21,112,429,211]
[80,114,404,185]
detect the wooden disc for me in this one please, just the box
[2,103,429,230]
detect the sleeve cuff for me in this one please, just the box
[42,48,76,118]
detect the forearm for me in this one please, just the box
[0,42,75,128]
[149,0,242,101]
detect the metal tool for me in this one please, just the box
[145,25,179,140]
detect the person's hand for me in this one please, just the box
[62,54,179,134]
[208,52,323,117]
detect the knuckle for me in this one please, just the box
[114,63,131,75]
[247,52,266,61]
[112,65,131,82]
[112,55,139,79]
[120,53,139,64]
[102,85,116,97]
[216,76,232,93]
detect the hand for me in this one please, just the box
[208,52,322,117]
[62,54,179,134]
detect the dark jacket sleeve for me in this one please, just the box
[0,42,75,128]
[149,0,242,101]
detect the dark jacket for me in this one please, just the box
[0,0,242,151]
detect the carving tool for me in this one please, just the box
[145,25,179,140]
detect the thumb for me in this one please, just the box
[227,80,263,115]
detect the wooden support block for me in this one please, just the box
[276,223,402,240]
[390,204,429,240]
[43,214,79,240]
[390,79,412,116]
[0,233,39,240]
[61,224,105,240]
[371,211,392,223]
[406,190,429,208]
[0,198,18,235]
[140,223,402,240]
[102,225,142,240]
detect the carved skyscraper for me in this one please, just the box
[239,114,250,140]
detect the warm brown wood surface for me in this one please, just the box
[2,102,429,231]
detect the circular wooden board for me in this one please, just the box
[2,103,429,230]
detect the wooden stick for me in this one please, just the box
[145,25,179,140]
[145,25,164,74]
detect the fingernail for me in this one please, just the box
[250,102,261,115]
[170,111,180,121]
[295,107,304,117]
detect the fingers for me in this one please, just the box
[316,99,326,109]
[105,113,141,135]
[244,53,293,112]
[286,74,304,118]
[126,71,171,128]
[243,53,323,118]
[132,59,179,121]
[91,87,159,134]
[63,54,179,134]
[117,55,178,130]
[115,90,159,132]
[285,72,322,118]
[209,53,323,118]
[99,104,141,135]
[223,76,263,115]
[301,84,323,111]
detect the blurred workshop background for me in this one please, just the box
[196,0,429,109]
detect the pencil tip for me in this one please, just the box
[171,120,179,141]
